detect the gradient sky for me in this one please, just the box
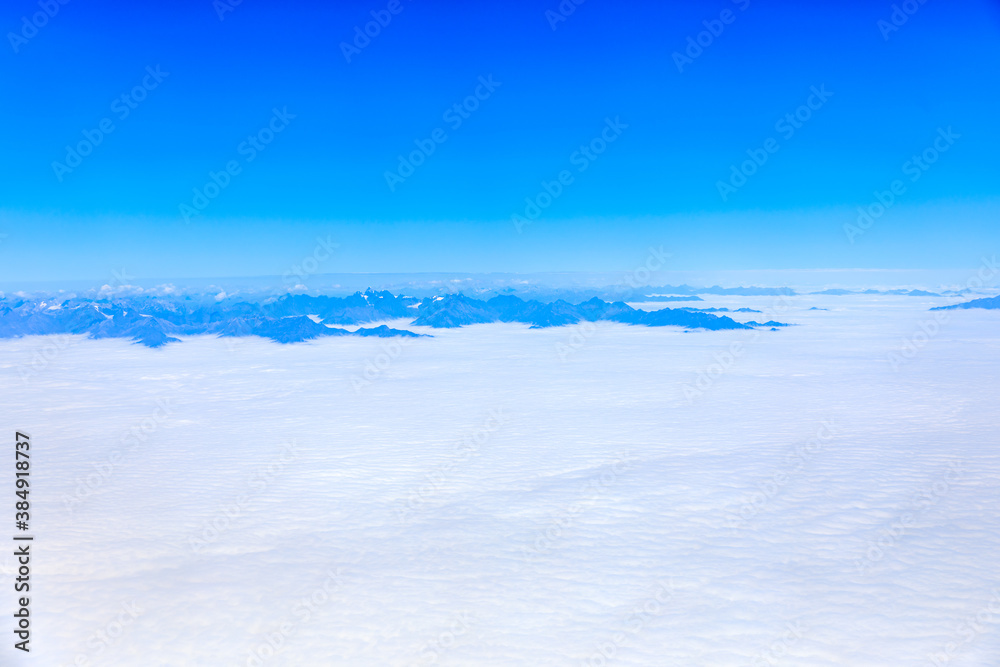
[1,0,999,281]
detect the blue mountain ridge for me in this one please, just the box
[679,307,762,313]
[411,294,768,331]
[0,289,786,347]
[931,295,1000,311]
[479,284,792,301]
[0,292,424,347]
[810,289,946,297]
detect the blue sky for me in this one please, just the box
[1,0,998,281]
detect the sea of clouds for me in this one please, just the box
[1,292,998,666]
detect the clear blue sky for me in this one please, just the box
[1,0,998,281]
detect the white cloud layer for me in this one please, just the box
[1,293,998,665]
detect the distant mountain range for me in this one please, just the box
[0,289,786,347]
[409,294,773,330]
[931,295,1000,311]
[0,291,423,348]
[810,288,965,297]
[679,307,762,313]
[500,284,795,301]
